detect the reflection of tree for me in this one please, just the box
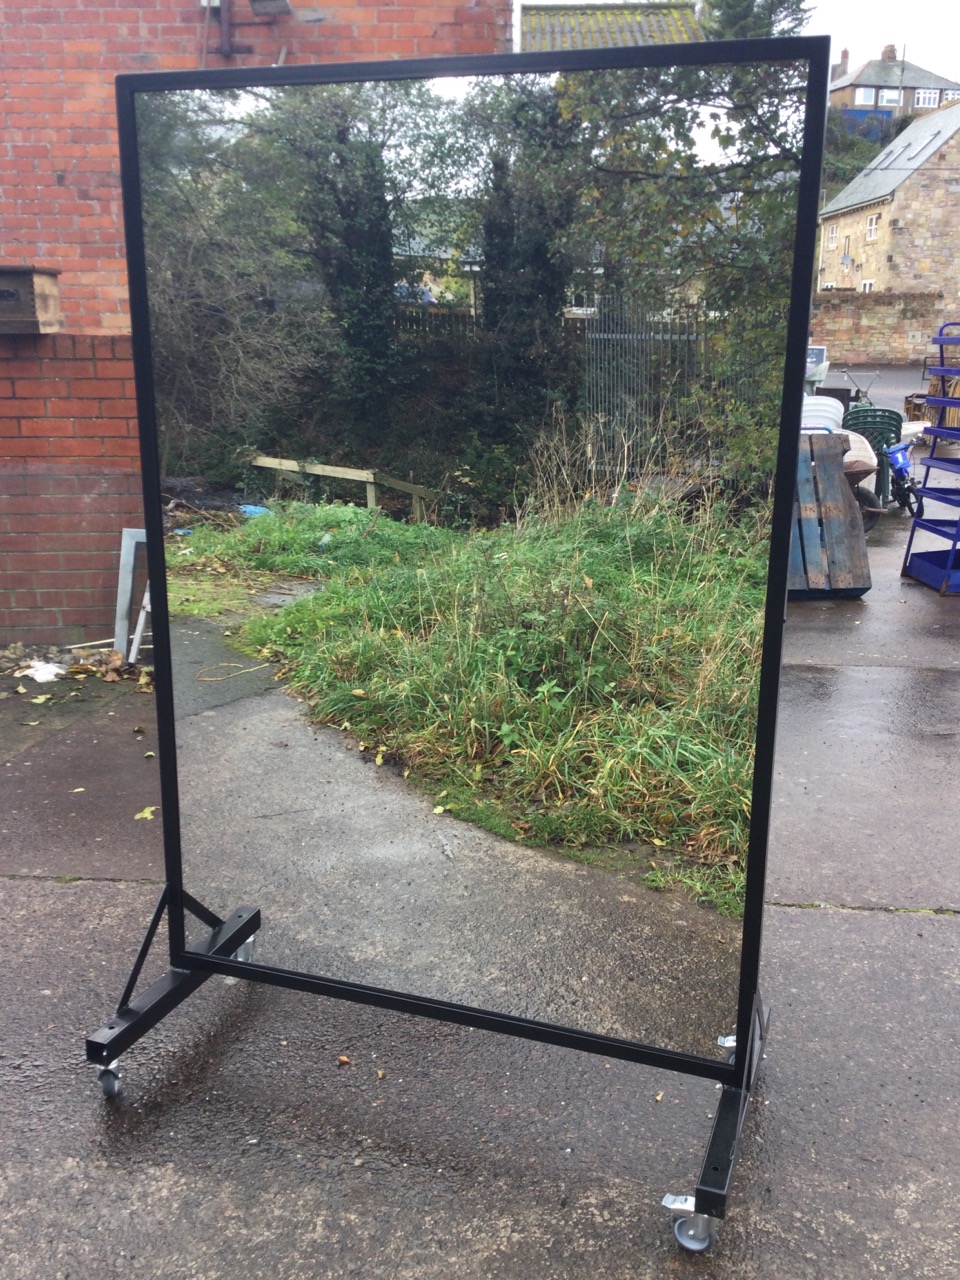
[138,92,335,480]
[468,80,581,449]
[274,92,398,445]
[139,60,812,492]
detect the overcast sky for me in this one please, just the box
[802,1,960,84]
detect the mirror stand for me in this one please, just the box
[84,37,830,1254]
[87,889,765,1251]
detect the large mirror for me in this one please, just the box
[120,44,824,1064]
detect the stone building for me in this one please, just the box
[812,101,960,363]
[818,100,960,299]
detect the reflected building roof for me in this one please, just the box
[519,2,703,52]
[820,100,960,218]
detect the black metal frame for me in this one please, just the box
[89,36,830,1237]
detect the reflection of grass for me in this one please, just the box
[165,554,289,619]
[167,499,765,912]
[642,856,747,918]
[186,498,768,906]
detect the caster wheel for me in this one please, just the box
[673,1216,715,1253]
[98,1066,121,1098]
[232,933,257,964]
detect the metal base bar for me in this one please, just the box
[663,996,768,1251]
[86,905,260,1066]
[694,995,769,1221]
[115,885,170,1013]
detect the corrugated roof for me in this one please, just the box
[820,100,960,218]
[520,3,703,52]
[831,58,960,92]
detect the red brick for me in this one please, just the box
[105,439,141,459]
[0,571,40,591]
[19,417,78,437]
[0,438,50,456]
[0,397,44,417]
[67,378,128,398]
[51,438,104,458]
[58,605,113,627]
[38,359,98,378]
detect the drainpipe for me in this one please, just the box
[219,0,233,56]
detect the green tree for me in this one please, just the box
[467,79,582,449]
[136,91,333,479]
[700,0,810,39]
[820,107,888,202]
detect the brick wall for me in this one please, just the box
[0,334,142,646]
[1,0,510,646]
[810,291,951,364]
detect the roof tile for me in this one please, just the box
[521,3,703,51]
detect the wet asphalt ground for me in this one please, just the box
[2,377,959,1277]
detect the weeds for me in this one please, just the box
[182,488,768,913]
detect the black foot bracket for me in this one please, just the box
[663,996,769,1252]
[86,888,260,1096]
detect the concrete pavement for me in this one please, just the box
[1,490,958,1277]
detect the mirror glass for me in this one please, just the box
[130,51,813,1060]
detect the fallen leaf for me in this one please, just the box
[30,695,52,705]
[375,750,384,766]
[15,684,27,695]
[376,1069,386,1080]
[655,1091,664,1102]
[433,805,445,814]
[71,788,85,793]
[144,751,156,759]
[337,1055,352,1067]
[133,725,145,735]
[134,806,158,820]
[351,689,367,698]
[583,574,593,589]
[21,720,41,727]
[102,671,121,683]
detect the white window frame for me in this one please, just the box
[914,88,940,108]
[861,280,875,293]
[866,214,880,242]
[827,224,838,249]
[944,90,960,102]
[854,87,876,105]
[878,88,901,107]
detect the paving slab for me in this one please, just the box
[2,881,959,1278]
[774,519,960,910]
[3,468,960,1275]
[0,680,163,882]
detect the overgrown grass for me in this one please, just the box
[179,497,768,904]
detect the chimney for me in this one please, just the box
[831,47,849,83]
[882,44,898,62]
